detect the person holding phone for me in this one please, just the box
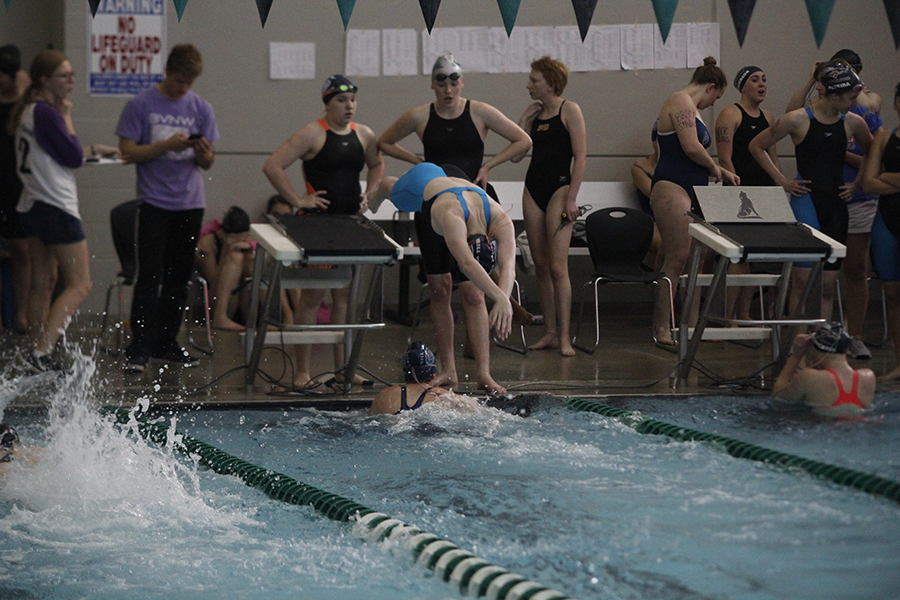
[116,44,218,373]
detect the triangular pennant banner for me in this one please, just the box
[173,0,188,21]
[418,0,441,34]
[255,0,274,27]
[496,0,522,37]
[885,0,900,49]
[4,0,11,8]
[88,0,101,16]
[336,0,356,30]
[726,0,756,46]
[571,0,599,41]
[651,0,679,43]
[803,0,835,48]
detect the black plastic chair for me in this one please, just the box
[99,200,213,355]
[572,207,673,354]
[99,200,139,354]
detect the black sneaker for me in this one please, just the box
[124,350,149,374]
[24,351,63,374]
[152,346,200,367]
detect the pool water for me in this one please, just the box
[1,356,899,600]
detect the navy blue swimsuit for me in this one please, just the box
[395,386,430,413]
[652,117,711,217]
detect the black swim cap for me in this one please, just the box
[321,74,358,104]
[819,62,863,96]
[403,342,436,383]
[733,65,763,92]
[812,322,852,354]
[222,206,250,234]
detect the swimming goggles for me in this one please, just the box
[434,72,461,82]
[332,83,358,94]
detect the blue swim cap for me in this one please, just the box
[391,163,446,213]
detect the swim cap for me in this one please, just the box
[467,234,497,275]
[0,45,20,78]
[391,163,446,212]
[432,52,462,80]
[222,206,250,234]
[403,341,436,383]
[812,322,852,354]
[0,424,19,463]
[321,74,358,104]
[819,63,863,96]
[733,65,763,92]
[830,49,862,73]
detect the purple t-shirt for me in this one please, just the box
[115,86,218,211]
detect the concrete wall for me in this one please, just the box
[1,0,897,312]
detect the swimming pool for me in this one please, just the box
[1,359,898,600]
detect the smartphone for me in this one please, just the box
[188,133,202,140]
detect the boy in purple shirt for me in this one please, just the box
[116,44,218,373]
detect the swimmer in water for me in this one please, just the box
[368,342,483,415]
[774,322,876,416]
[0,423,39,475]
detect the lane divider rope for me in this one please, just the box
[566,398,900,505]
[100,405,576,600]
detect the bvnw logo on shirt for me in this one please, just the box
[149,113,196,127]
[736,191,762,219]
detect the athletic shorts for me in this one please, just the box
[20,201,85,245]
[847,198,878,235]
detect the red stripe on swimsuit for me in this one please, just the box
[826,369,864,409]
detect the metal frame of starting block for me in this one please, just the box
[244,219,402,392]
[676,186,847,384]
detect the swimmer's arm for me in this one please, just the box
[785,63,820,112]
[377,107,426,166]
[562,101,587,213]
[714,105,740,174]
[750,111,810,196]
[511,102,541,163]
[440,210,513,339]
[774,335,812,401]
[491,215,517,299]
[631,159,654,198]
[471,101,532,187]
[263,124,329,211]
[773,354,808,402]
[358,125,385,213]
[862,131,900,195]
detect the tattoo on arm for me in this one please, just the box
[673,110,695,132]
[715,126,731,144]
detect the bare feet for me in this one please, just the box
[559,340,576,357]
[511,301,535,326]
[653,327,675,347]
[333,372,374,386]
[293,371,315,390]
[432,370,458,388]
[528,332,559,351]
[478,376,507,396]
[213,318,246,332]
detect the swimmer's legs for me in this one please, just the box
[458,280,506,395]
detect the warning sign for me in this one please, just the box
[87,0,166,96]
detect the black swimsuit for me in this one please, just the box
[731,104,775,187]
[395,385,430,413]
[417,101,495,275]
[525,101,573,212]
[302,120,365,215]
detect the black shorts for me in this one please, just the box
[21,201,86,245]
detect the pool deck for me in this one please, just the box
[3,301,896,412]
